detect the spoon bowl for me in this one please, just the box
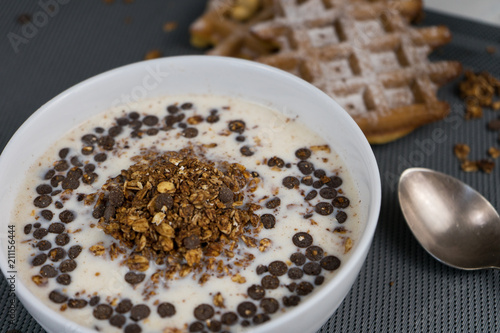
[398,167,500,270]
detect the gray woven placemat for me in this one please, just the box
[1,1,499,332]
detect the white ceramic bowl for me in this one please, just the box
[0,56,381,333]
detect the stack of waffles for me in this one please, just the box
[190,0,462,143]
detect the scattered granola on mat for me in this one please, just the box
[190,0,462,144]
[459,70,500,119]
[453,143,496,174]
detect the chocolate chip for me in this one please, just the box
[109,314,126,328]
[40,265,58,278]
[290,252,306,266]
[297,161,314,175]
[189,321,204,332]
[125,272,146,285]
[124,324,142,333]
[306,246,324,261]
[59,259,77,273]
[300,176,313,186]
[36,184,52,195]
[89,296,100,306]
[251,314,269,326]
[181,102,193,110]
[48,247,66,262]
[44,169,56,180]
[320,256,341,271]
[282,176,300,189]
[40,209,54,221]
[94,153,107,162]
[61,177,79,190]
[81,145,94,155]
[336,211,347,223]
[146,128,159,136]
[59,210,75,223]
[182,127,198,138]
[327,176,343,188]
[155,193,173,211]
[267,156,285,168]
[143,115,159,126]
[194,304,214,320]
[240,146,254,156]
[228,120,246,134]
[236,135,245,142]
[261,275,279,289]
[333,196,350,208]
[295,148,311,160]
[56,273,71,285]
[55,233,70,246]
[183,234,200,250]
[49,290,68,304]
[98,135,115,151]
[82,172,98,185]
[292,232,313,248]
[68,245,82,259]
[70,156,83,167]
[237,302,256,318]
[84,164,96,173]
[108,126,123,137]
[260,214,276,229]
[117,117,130,126]
[283,295,300,307]
[248,284,266,300]
[94,304,113,320]
[268,261,288,276]
[54,201,64,209]
[167,104,179,114]
[218,185,234,204]
[33,228,48,240]
[54,160,70,172]
[265,197,281,209]
[305,190,317,201]
[297,281,314,296]
[33,222,41,228]
[116,299,133,313]
[319,187,337,199]
[221,312,238,326]
[206,114,220,123]
[312,180,323,189]
[130,304,150,321]
[256,265,268,275]
[34,195,52,208]
[207,319,222,332]
[157,302,176,318]
[67,167,83,179]
[68,299,88,309]
[129,111,140,120]
[95,127,105,133]
[37,240,52,251]
[32,253,48,266]
[24,224,32,234]
[82,134,98,145]
[288,267,304,279]
[303,262,322,276]
[315,276,325,285]
[315,202,333,215]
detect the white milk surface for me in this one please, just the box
[14,95,364,333]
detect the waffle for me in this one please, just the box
[190,0,462,143]
[190,0,277,59]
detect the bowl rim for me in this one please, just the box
[0,55,381,333]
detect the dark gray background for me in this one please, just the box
[1,1,500,332]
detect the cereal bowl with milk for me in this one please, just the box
[0,56,381,333]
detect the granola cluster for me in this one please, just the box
[459,70,500,120]
[91,149,262,274]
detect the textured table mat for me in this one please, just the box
[1,1,500,332]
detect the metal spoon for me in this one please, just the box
[398,167,500,270]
